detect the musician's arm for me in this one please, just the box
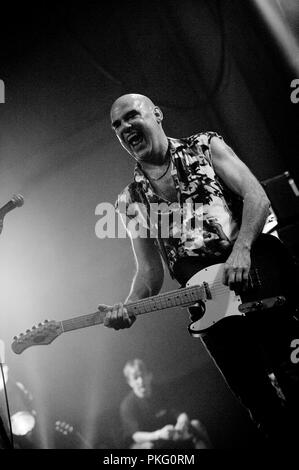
[189,419,213,449]
[210,137,270,289]
[132,425,174,445]
[121,399,174,448]
[101,216,164,329]
[125,232,164,303]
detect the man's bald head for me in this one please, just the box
[110,94,155,120]
[110,93,168,163]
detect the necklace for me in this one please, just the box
[147,156,171,181]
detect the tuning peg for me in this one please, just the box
[38,323,43,327]
[32,326,37,330]
[26,329,31,333]
[13,336,18,340]
[19,333,24,336]
[44,319,49,323]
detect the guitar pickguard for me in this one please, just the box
[187,263,242,335]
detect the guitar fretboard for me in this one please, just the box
[61,285,205,333]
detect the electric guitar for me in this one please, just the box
[11,235,296,354]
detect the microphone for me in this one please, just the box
[0,194,24,219]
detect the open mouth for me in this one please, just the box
[127,131,144,148]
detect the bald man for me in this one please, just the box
[98,93,299,447]
[103,93,270,317]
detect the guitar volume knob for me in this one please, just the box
[275,296,286,306]
[253,301,264,310]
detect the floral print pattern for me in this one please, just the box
[116,132,242,276]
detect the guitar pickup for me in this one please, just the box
[239,296,286,314]
[203,282,212,300]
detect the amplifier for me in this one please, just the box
[262,171,299,227]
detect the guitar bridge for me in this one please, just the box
[239,296,286,314]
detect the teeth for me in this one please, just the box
[127,132,141,145]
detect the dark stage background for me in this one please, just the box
[0,0,298,449]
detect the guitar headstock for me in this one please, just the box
[55,420,74,436]
[11,320,63,354]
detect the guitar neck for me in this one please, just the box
[61,285,204,333]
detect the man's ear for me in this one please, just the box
[153,106,163,124]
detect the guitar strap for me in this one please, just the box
[156,236,174,278]
[144,198,174,279]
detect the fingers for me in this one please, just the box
[159,424,175,440]
[223,247,251,292]
[97,304,109,312]
[242,268,250,291]
[100,303,136,330]
[175,413,190,432]
[223,266,250,292]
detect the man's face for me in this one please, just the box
[110,95,162,163]
[127,367,152,399]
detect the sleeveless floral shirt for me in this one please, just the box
[115,132,242,277]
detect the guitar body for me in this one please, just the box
[188,234,297,336]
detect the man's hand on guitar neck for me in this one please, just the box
[98,303,136,330]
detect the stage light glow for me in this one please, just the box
[251,0,299,75]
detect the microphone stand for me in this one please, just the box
[0,417,13,449]
[0,219,14,448]
[0,196,24,448]
[0,365,13,449]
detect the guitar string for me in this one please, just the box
[64,278,263,326]
[52,264,268,327]
[63,287,204,326]
[63,282,248,326]
[65,267,266,322]
[63,273,270,328]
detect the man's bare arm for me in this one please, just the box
[101,217,164,329]
[210,137,270,290]
[125,234,164,303]
[132,425,175,445]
